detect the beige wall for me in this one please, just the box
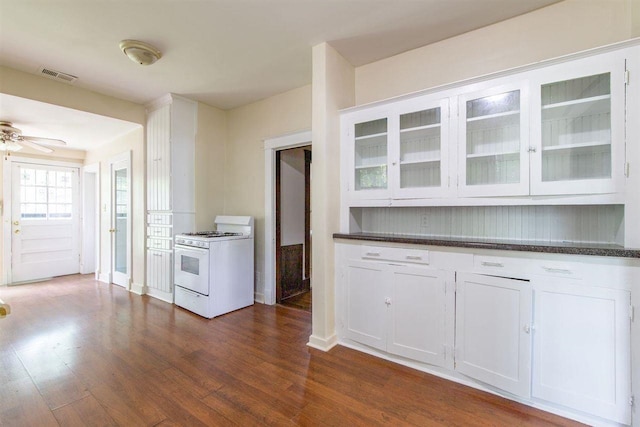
[355,0,638,105]
[84,128,144,287]
[194,102,227,231]
[225,85,312,300]
[0,66,145,125]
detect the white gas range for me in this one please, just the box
[174,216,254,318]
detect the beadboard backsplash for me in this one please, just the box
[352,205,624,246]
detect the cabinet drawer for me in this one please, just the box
[175,286,209,318]
[361,245,429,264]
[147,226,172,238]
[473,255,530,279]
[474,255,582,280]
[532,261,582,279]
[147,238,172,250]
[148,214,172,225]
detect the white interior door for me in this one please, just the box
[110,153,131,288]
[10,162,80,283]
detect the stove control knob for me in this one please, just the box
[198,242,205,248]
[176,238,183,244]
[187,240,193,245]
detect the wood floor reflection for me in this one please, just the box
[279,290,311,312]
[0,274,583,426]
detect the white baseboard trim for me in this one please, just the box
[129,282,147,295]
[98,272,111,284]
[307,333,338,352]
[254,292,265,304]
[147,287,174,304]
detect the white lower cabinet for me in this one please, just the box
[146,250,173,294]
[338,244,634,426]
[345,260,448,366]
[532,280,631,424]
[454,272,532,398]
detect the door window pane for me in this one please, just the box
[20,167,74,220]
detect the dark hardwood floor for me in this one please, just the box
[279,290,311,312]
[0,275,583,426]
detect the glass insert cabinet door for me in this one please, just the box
[350,115,390,199]
[395,98,450,198]
[530,59,624,195]
[458,83,529,197]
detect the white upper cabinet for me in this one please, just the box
[341,44,635,203]
[457,82,529,197]
[344,95,451,201]
[529,52,626,195]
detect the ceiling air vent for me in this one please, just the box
[37,66,78,84]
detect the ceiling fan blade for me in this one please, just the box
[18,139,54,153]
[21,136,67,146]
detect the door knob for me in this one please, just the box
[14,229,20,234]
[109,229,116,233]
[13,221,19,226]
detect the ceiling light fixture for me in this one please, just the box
[119,39,162,66]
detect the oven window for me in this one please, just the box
[181,255,199,275]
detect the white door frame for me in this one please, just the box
[81,163,100,278]
[264,130,311,305]
[2,155,83,285]
[109,151,132,288]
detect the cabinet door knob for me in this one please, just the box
[385,298,392,306]
[523,325,531,334]
[528,146,537,153]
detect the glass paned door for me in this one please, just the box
[354,118,388,192]
[540,73,611,182]
[458,83,528,197]
[114,168,128,274]
[10,162,80,284]
[110,152,131,288]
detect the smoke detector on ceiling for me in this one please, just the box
[119,40,162,66]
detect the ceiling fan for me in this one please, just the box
[0,121,67,153]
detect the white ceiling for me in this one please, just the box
[0,0,561,111]
[0,93,141,151]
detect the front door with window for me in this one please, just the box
[11,162,80,283]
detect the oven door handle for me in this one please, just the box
[174,244,209,253]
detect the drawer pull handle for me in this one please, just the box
[153,253,162,257]
[542,266,572,274]
[365,252,380,257]
[481,261,504,268]
[406,255,422,260]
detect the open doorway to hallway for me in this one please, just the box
[276,145,311,311]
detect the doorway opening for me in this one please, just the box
[263,130,311,309]
[276,146,312,311]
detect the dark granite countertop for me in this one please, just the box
[333,232,640,258]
